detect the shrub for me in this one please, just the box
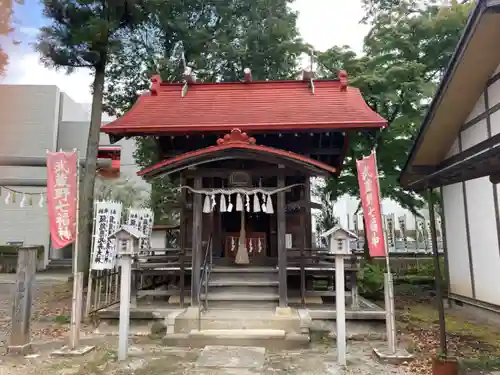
[358,262,385,300]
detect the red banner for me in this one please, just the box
[356,152,386,257]
[46,152,78,249]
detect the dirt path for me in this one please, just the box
[0,273,74,346]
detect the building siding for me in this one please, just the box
[0,85,62,266]
[443,62,500,308]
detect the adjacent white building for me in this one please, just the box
[0,84,149,268]
[401,0,500,318]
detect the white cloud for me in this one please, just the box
[2,53,94,103]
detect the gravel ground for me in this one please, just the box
[0,338,412,375]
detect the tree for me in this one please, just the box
[103,0,307,224]
[36,0,146,274]
[0,0,23,75]
[316,0,473,215]
[94,176,149,207]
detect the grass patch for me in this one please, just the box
[53,314,71,324]
[399,302,500,362]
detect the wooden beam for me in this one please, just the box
[191,176,202,307]
[490,173,500,184]
[163,147,342,159]
[183,167,287,178]
[277,173,287,308]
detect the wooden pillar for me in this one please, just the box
[428,188,447,355]
[191,176,203,307]
[304,177,312,248]
[299,184,306,307]
[8,246,38,355]
[179,174,186,308]
[277,172,287,308]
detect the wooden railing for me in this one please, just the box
[133,247,191,308]
[286,248,361,307]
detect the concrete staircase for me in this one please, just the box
[45,258,72,271]
[164,308,311,349]
[162,266,310,349]
[202,266,279,309]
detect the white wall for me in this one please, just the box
[0,85,63,266]
[442,63,500,307]
[151,230,166,248]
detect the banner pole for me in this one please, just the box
[372,150,396,355]
[70,149,81,349]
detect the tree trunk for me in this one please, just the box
[76,64,106,276]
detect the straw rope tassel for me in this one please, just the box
[220,194,227,212]
[253,193,261,213]
[266,194,274,214]
[203,194,211,213]
[236,193,243,211]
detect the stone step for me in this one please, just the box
[174,309,301,333]
[203,289,278,301]
[208,278,279,287]
[211,266,277,274]
[205,301,278,310]
[163,329,309,349]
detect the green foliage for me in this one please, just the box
[316,0,473,217]
[36,0,146,72]
[94,177,149,207]
[358,262,385,300]
[0,0,23,74]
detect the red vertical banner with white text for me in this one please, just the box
[356,152,386,257]
[46,152,78,249]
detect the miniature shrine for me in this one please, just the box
[101,68,387,310]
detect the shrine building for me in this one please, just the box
[101,69,386,315]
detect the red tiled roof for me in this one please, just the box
[101,74,386,135]
[138,129,337,179]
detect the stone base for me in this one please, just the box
[51,345,96,357]
[372,347,414,365]
[7,343,32,355]
[275,307,293,316]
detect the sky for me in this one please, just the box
[0,0,418,226]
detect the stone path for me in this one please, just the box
[0,338,413,375]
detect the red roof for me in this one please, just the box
[138,128,337,179]
[101,73,386,135]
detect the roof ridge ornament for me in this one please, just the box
[182,67,196,97]
[302,67,315,95]
[216,128,256,146]
[339,70,348,91]
[150,74,162,96]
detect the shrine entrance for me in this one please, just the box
[219,208,275,266]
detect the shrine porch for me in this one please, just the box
[96,295,385,321]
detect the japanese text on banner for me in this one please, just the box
[356,152,386,257]
[46,152,77,249]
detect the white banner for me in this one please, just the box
[91,201,123,270]
[384,214,396,252]
[425,220,433,252]
[126,208,154,252]
[398,215,408,250]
